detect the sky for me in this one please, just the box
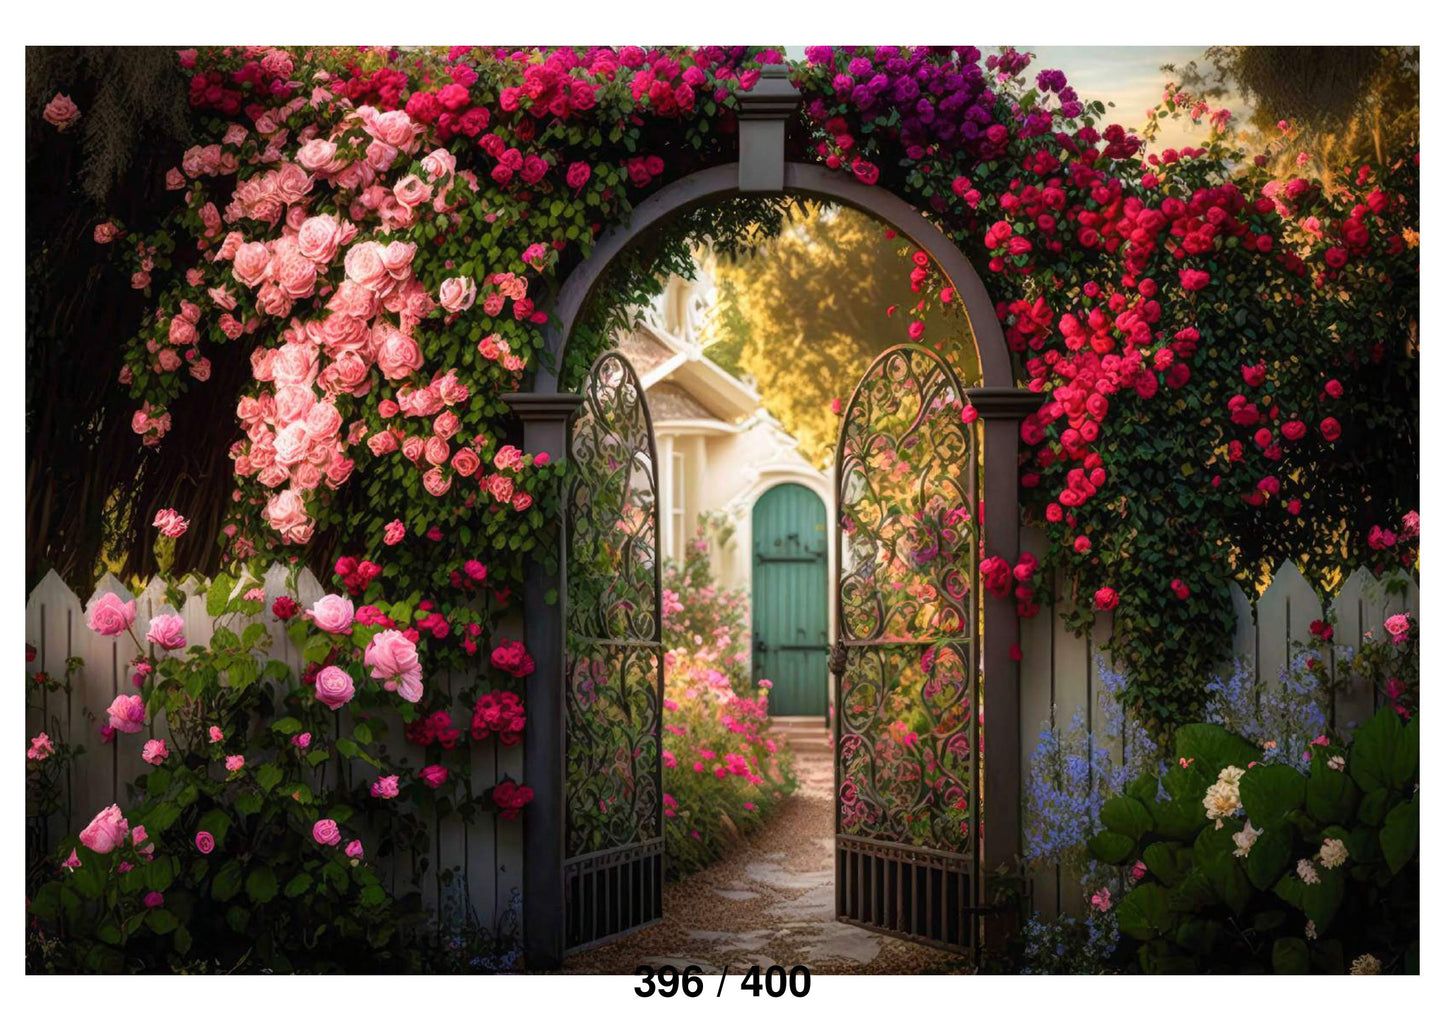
[783,45,1249,151]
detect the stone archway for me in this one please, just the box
[505,67,1042,968]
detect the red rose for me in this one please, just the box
[1093,587,1119,612]
[1320,417,1342,442]
[851,159,879,186]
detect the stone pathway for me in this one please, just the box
[561,729,972,976]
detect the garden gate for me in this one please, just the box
[509,67,1043,968]
[560,352,665,953]
[832,344,981,952]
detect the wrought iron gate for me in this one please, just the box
[832,344,981,953]
[563,352,664,953]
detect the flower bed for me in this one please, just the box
[659,535,794,876]
[1022,615,1419,974]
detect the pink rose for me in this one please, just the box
[371,774,400,799]
[264,488,314,545]
[28,733,54,761]
[1383,613,1411,640]
[314,665,356,710]
[344,241,390,291]
[313,819,342,846]
[43,93,81,132]
[79,804,129,854]
[309,594,355,633]
[87,592,136,637]
[232,242,272,289]
[292,732,312,749]
[145,613,187,650]
[225,755,245,772]
[383,519,406,545]
[375,325,423,380]
[438,276,477,314]
[296,214,344,264]
[107,694,146,734]
[393,174,433,209]
[364,629,424,703]
[488,474,514,503]
[142,739,169,765]
[420,764,449,788]
[453,447,481,477]
[208,726,224,744]
[345,839,364,859]
[273,250,318,300]
[195,830,215,854]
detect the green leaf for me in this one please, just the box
[246,865,278,904]
[1380,798,1418,874]
[1306,758,1358,824]
[1357,788,1391,826]
[1100,795,1153,841]
[273,716,304,735]
[197,808,232,845]
[1350,707,1406,793]
[211,860,243,902]
[358,883,387,908]
[172,924,192,956]
[1116,883,1174,941]
[147,908,179,934]
[302,635,333,665]
[1301,868,1345,931]
[145,800,182,834]
[353,722,373,745]
[1239,764,1306,828]
[1173,724,1261,775]
[1244,826,1292,890]
[1150,796,1206,842]
[1141,841,1190,887]
[284,873,314,898]
[1272,936,1310,974]
[1126,773,1159,802]
[206,575,237,617]
[256,762,283,793]
[1086,830,1135,865]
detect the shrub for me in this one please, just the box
[25,563,531,973]
[1088,703,1418,974]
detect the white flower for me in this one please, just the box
[1328,755,1346,772]
[1297,858,1321,885]
[1233,820,1264,858]
[1204,765,1246,828]
[1305,920,1318,941]
[1350,953,1382,975]
[1320,837,1349,869]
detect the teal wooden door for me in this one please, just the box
[752,484,829,716]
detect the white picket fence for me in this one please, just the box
[24,564,523,934]
[1016,526,1420,918]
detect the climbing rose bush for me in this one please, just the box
[87,43,1416,740]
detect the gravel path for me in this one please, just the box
[560,744,973,976]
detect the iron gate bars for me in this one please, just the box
[563,352,665,953]
[833,344,981,953]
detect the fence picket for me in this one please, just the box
[26,570,83,840]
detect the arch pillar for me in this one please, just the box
[501,391,585,969]
[965,385,1045,942]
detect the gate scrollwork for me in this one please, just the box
[835,345,979,858]
[565,352,663,862]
